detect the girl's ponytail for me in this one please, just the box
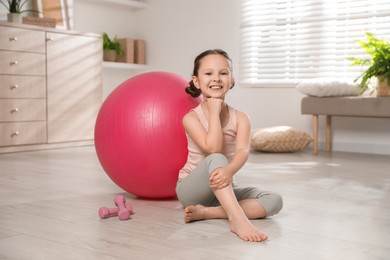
[185,81,201,97]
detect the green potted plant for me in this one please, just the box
[102,32,124,62]
[348,32,390,97]
[0,0,36,23]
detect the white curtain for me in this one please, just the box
[239,0,390,87]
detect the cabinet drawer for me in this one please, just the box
[0,75,46,98]
[0,26,45,53]
[0,121,47,146]
[0,50,45,76]
[0,99,46,122]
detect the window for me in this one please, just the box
[239,0,390,87]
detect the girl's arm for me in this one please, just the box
[183,98,224,153]
[210,110,251,189]
[226,110,251,173]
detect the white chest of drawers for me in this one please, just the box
[0,25,47,148]
[0,22,102,153]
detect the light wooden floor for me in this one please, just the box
[0,146,389,260]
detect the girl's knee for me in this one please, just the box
[205,153,229,172]
[205,153,228,162]
[265,193,283,217]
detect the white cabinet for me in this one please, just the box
[46,32,102,143]
[0,22,102,153]
[0,25,47,148]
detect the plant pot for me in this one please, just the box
[7,13,22,23]
[376,77,390,97]
[103,50,117,62]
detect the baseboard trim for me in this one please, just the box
[0,140,95,154]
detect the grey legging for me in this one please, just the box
[176,153,283,217]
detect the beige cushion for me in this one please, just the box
[251,126,312,152]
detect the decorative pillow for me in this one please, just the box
[296,78,361,97]
[251,126,312,153]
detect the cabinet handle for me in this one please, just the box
[47,37,54,41]
[10,85,19,90]
[11,131,20,137]
[9,36,18,41]
[10,61,18,65]
[11,108,19,113]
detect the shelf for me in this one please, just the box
[103,61,147,70]
[93,0,148,9]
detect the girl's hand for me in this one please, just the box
[209,168,233,190]
[206,98,224,115]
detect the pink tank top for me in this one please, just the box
[178,104,237,179]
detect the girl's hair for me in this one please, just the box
[185,49,235,97]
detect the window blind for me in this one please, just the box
[239,0,390,87]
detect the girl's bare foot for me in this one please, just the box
[229,219,268,242]
[184,205,208,223]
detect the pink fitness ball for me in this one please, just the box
[94,71,201,199]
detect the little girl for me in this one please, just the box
[176,49,283,242]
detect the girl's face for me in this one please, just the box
[192,54,234,99]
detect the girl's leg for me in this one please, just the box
[184,200,265,221]
[212,184,269,242]
[235,187,283,219]
[177,153,280,242]
[184,187,283,221]
[184,186,283,242]
[176,153,228,207]
[185,181,267,242]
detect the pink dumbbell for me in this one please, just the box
[98,204,133,220]
[114,195,132,220]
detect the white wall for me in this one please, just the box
[73,0,144,98]
[101,0,390,155]
[2,0,389,155]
